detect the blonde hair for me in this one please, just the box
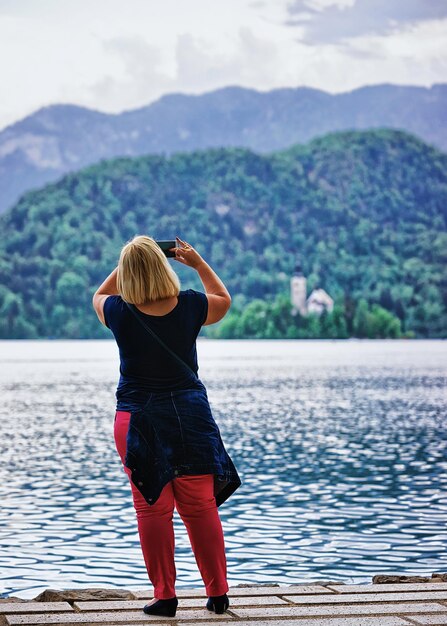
[117,235,180,304]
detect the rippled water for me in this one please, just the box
[1,339,446,599]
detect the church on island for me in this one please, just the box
[290,258,334,317]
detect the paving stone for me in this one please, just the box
[0,606,72,615]
[230,584,331,596]
[74,595,288,611]
[230,602,447,619]
[326,583,447,594]
[132,584,329,599]
[74,600,177,611]
[203,595,288,607]
[6,609,235,624]
[8,583,447,626]
[131,588,205,599]
[409,617,447,625]
[178,617,414,626]
[282,591,447,604]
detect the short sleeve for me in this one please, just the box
[187,289,208,329]
[103,295,122,329]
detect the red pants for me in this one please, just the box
[114,410,229,599]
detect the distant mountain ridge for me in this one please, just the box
[0,82,446,215]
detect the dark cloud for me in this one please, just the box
[285,0,447,44]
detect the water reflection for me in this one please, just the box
[0,339,446,598]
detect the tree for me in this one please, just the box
[353,298,370,338]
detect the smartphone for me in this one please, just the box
[156,240,177,258]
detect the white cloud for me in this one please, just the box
[285,0,447,43]
[83,27,283,115]
[0,0,445,130]
[88,37,175,110]
[174,28,280,89]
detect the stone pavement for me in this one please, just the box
[2,581,447,625]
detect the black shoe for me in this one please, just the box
[206,593,229,614]
[143,596,178,617]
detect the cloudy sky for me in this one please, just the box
[0,0,446,130]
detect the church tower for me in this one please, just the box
[290,257,307,316]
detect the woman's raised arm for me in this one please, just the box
[92,267,118,326]
[172,237,231,325]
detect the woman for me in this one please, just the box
[92,235,241,618]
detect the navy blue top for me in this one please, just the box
[103,288,242,507]
[104,289,209,409]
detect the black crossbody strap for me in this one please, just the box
[125,302,199,381]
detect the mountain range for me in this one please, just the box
[0,82,446,215]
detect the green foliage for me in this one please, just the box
[0,129,445,338]
[207,292,402,339]
[352,298,402,338]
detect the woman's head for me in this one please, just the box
[117,235,180,304]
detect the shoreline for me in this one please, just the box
[1,575,447,625]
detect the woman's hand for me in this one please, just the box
[170,236,204,269]
[171,236,231,324]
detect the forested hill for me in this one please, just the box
[0,82,446,215]
[0,128,445,339]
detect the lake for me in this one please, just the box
[0,339,446,599]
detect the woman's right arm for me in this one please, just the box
[92,267,118,326]
[172,237,231,325]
